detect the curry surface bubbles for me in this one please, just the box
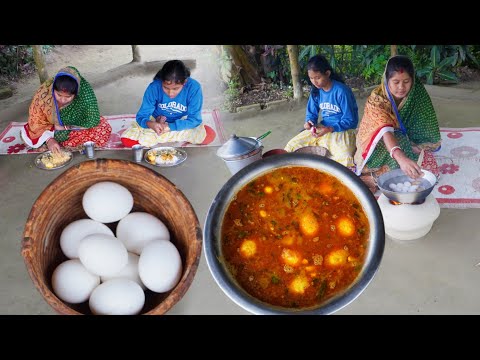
[221,166,369,309]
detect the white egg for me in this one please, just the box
[78,233,128,277]
[101,252,146,290]
[116,212,170,255]
[60,219,114,259]
[403,181,412,187]
[138,240,182,293]
[389,183,396,190]
[82,181,134,223]
[89,279,145,315]
[52,259,100,304]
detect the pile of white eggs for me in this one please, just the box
[388,180,425,193]
[51,181,183,315]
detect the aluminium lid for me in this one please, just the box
[216,134,260,160]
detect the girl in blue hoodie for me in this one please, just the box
[284,55,359,167]
[121,60,208,147]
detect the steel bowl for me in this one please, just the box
[376,168,438,204]
[203,153,385,315]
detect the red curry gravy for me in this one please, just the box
[221,166,369,309]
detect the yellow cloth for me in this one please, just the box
[284,129,356,167]
[122,121,207,147]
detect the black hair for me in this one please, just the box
[307,54,344,84]
[53,75,78,95]
[385,55,415,81]
[153,60,191,83]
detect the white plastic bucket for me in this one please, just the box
[223,147,263,175]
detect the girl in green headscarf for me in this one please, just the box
[21,66,111,153]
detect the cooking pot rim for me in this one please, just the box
[203,153,385,315]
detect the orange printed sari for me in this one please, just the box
[21,66,111,149]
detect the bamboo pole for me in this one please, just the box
[32,45,49,84]
[287,45,303,101]
[131,45,142,62]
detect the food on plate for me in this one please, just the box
[37,151,71,168]
[155,149,178,165]
[147,152,156,163]
[146,148,181,165]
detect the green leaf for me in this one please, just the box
[438,55,456,68]
[458,45,465,62]
[451,53,459,67]
[431,46,440,67]
[427,72,434,85]
[466,51,480,66]
[416,66,432,77]
[438,70,458,82]
[299,45,312,59]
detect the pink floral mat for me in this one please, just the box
[373,127,480,208]
[0,109,227,154]
[431,127,480,208]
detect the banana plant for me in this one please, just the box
[299,45,336,69]
[416,45,458,84]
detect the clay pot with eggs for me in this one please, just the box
[22,159,202,315]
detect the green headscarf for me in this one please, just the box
[52,66,100,142]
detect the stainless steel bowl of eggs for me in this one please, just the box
[376,169,438,204]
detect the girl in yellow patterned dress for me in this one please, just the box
[284,55,359,167]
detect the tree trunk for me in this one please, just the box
[32,45,49,84]
[131,45,142,62]
[390,45,398,57]
[222,45,262,87]
[287,45,302,101]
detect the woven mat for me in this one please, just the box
[0,109,227,154]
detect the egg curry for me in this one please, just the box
[221,166,369,309]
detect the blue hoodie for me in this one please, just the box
[305,79,358,132]
[136,77,203,131]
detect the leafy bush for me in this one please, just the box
[222,75,241,112]
[0,45,54,82]
[362,54,388,84]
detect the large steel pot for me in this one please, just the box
[203,153,385,315]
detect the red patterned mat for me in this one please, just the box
[0,109,227,154]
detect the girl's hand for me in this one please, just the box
[147,120,170,135]
[312,125,333,138]
[46,138,61,154]
[159,122,170,133]
[156,115,167,124]
[147,120,163,135]
[304,121,314,130]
